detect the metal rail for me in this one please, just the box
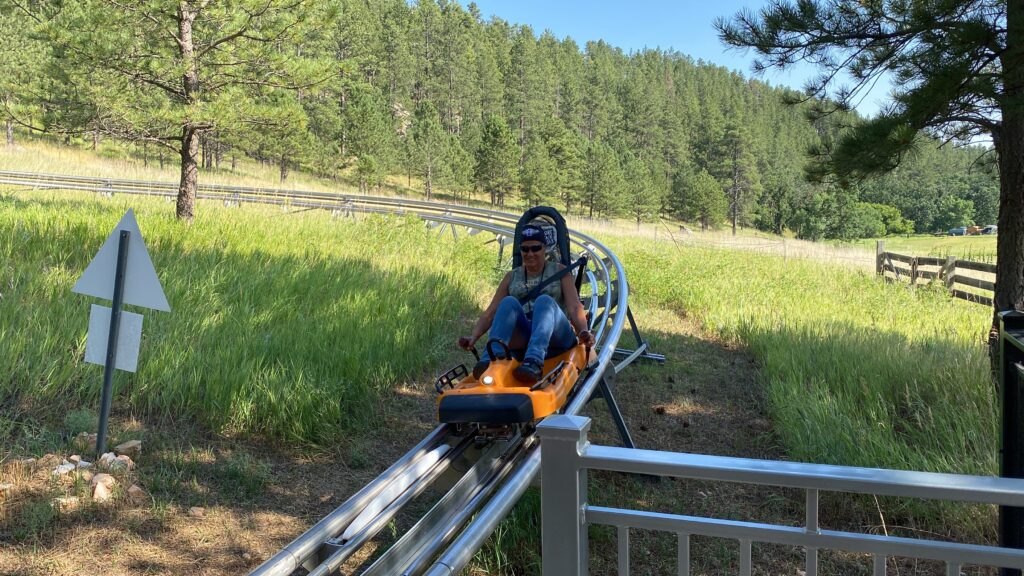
[4,171,643,575]
[538,414,1024,576]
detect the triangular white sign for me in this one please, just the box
[72,209,171,312]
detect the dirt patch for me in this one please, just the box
[0,381,441,576]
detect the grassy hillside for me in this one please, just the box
[615,237,995,530]
[0,190,497,445]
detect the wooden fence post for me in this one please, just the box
[910,257,919,289]
[876,240,885,276]
[943,256,956,294]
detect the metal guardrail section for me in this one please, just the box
[537,414,1024,576]
[2,170,640,575]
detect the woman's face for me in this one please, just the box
[521,240,545,271]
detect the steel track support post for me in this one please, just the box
[538,415,590,576]
[597,372,635,449]
[96,230,129,457]
[1000,310,1024,576]
[626,306,644,348]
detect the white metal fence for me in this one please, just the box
[538,414,1024,576]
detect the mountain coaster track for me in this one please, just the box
[0,170,663,575]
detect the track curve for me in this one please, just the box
[0,170,637,575]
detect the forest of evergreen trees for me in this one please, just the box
[0,0,999,239]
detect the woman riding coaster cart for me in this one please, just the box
[457,220,595,384]
[436,207,595,428]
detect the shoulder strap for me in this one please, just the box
[518,256,588,304]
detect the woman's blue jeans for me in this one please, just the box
[481,295,577,364]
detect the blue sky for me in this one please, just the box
[465,0,891,118]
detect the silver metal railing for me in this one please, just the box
[537,414,1024,576]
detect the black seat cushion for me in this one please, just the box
[439,393,534,424]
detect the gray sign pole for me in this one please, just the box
[96,230,130,457]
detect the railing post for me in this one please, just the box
[538,415,591,576]
[943,256,956,294]
[876,240,885,276]
[1000,310,1024,576]
[910,257,918,289]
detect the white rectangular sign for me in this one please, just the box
[84,304,144,373]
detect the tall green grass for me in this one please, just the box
[615,238,997,530]
[618,239,995,473]
[0,190,495,445]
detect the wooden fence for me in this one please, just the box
[876,241,995,307]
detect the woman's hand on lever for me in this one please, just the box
[577,329,595,348]
[458,336,476,351]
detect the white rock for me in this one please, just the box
[76,460,91,469]
[188,506,205,518]
[112,455,135,471]
[93,481,113,502]
[98,452,118,468]
[52,462,76,476]
[68,455,81,464]
[114,440,142,457]
[91,473,116,489]
[53,496,80,512]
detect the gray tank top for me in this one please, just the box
[509,261,566,315]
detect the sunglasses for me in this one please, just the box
[520,244,545,253]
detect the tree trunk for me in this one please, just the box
[231,155,237,171]
[993,143,1024,316]
[159,149,165,169]
[175,3,200,221]
[5,119,13,146]
[142,142,148,167]
[425,162,432,200]
[280,155,289,182]
[92,131,98,150]
[731,189,738,236]
[176,128,199,222]
[995,0,1024,323]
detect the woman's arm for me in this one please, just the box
[460,272,512,349]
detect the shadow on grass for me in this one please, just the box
[1,195,481,446]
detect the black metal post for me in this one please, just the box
[96,230,130,457]
[1000,309,1024,576]
[587,370,635,449]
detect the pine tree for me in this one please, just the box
[445,135,475,201]
[583,140,626,218]
[623,153,660,228]
[475,116,518,207]
[27,0,331,221]
[520,136,557,207]
[411,101,447,199]
[719,121,760,235]
[0,9,45,146]
[540,120,585,214]
[678,169,728,230]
